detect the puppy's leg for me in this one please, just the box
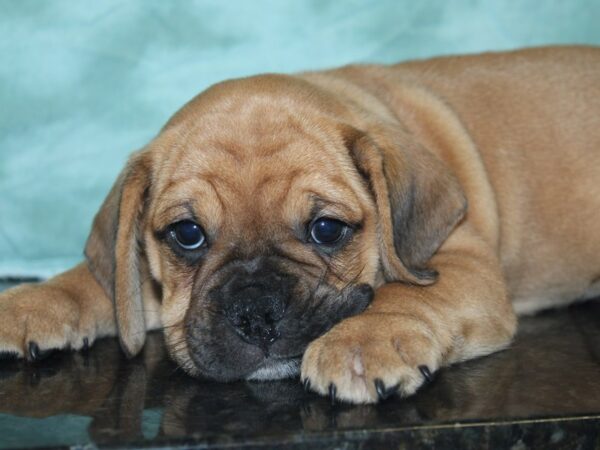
[301,224,517,404]
[0,263,116,360]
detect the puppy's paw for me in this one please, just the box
[0,283,98,361]
[301,314,440,404]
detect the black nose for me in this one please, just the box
[223,285,285,349]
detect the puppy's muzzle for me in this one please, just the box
[187,256,373,381]
[213,269,295,352]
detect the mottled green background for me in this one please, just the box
[1,0,600,278]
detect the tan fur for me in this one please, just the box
[1,46,599,403]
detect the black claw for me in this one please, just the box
[419,365,433,383]
[28,342,40,361]
[328,383,337,405]
[82,337,90,352]
[303,378,311,392]
[374,378,386,400]
[374,378,399,401]
[27,342,55,362]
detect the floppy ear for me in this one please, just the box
[84,150,151,357]
[343,125,467,285]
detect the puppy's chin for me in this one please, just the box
[245,357,301,381]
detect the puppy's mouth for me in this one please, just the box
[245,356,302,381]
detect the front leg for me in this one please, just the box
[0,262,161,360]
[301,225,517,403]
[0,263,117,360]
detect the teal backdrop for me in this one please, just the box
[1,0,600,278]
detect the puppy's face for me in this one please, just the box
[140,76,381,380]
[86,74,465,382]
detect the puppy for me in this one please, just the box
[1,46,599,403]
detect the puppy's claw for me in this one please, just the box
[27,342,55,362]
[303,378,311,392]
[374,378,386,400]
[419,365,433,383]
[28,342,40,361]
[328,383,337,405]
[374,378,399,401]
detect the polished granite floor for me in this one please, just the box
[0,281,599,449]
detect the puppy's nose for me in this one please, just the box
[224,287,284,349]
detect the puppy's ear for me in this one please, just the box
[84,150,151,357]
[343,125,467,285]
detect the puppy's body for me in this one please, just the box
[325,47,600,313]
[393,48,600,313]
[1,46,599,403]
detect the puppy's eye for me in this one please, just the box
[169,220,205,250]
[310,218,348,245]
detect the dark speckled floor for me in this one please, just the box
[0,281,599,449]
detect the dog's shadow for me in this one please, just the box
[0,301,598,446]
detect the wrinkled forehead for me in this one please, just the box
[147,110,367,232]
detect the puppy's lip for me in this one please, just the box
[245,356,301,381]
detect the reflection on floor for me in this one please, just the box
[0,281,598,449]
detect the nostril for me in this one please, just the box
[239,316,251,334]
[258,295,285,322]
[225,302,283,348]
[268,328,280,343]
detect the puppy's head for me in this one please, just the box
[84,74,466,381]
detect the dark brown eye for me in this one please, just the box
[169,220,205,250]
[310,218,348,245]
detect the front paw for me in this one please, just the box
[300,313,440,404]
[0,283,97,361]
